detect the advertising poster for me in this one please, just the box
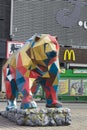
[70,79,85,96]
[58,79,69,95]
[82,80,87,96]
[33,85,43,98]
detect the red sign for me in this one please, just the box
[6,41,24,58]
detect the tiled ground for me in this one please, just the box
[0,101,87,130]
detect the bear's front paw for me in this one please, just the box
[21,101,37,109]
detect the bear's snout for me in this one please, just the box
[46,51,57,58]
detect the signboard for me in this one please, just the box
[73,69,87,74]
[59,47,87,64]
[6,41,24,58]
[64,49,75,61]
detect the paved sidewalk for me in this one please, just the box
[0,102,87,130]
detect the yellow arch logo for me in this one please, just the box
[64,49,75,61]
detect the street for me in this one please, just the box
[0,101,87,130]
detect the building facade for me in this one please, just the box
[12,0,87,46]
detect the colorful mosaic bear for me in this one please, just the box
[3,34,62,110]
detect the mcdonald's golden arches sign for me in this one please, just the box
[59,47,87,64]
[64,49,75,61]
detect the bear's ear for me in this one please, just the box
[35,36,40,42]
[55,36,58,41]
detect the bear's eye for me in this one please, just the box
[44,43,49,52]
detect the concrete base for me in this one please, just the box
[1,108,71,126]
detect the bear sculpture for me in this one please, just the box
[3,34,62,110]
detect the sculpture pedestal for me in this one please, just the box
[1,108,71,126]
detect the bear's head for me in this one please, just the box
[26,34,59,66]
